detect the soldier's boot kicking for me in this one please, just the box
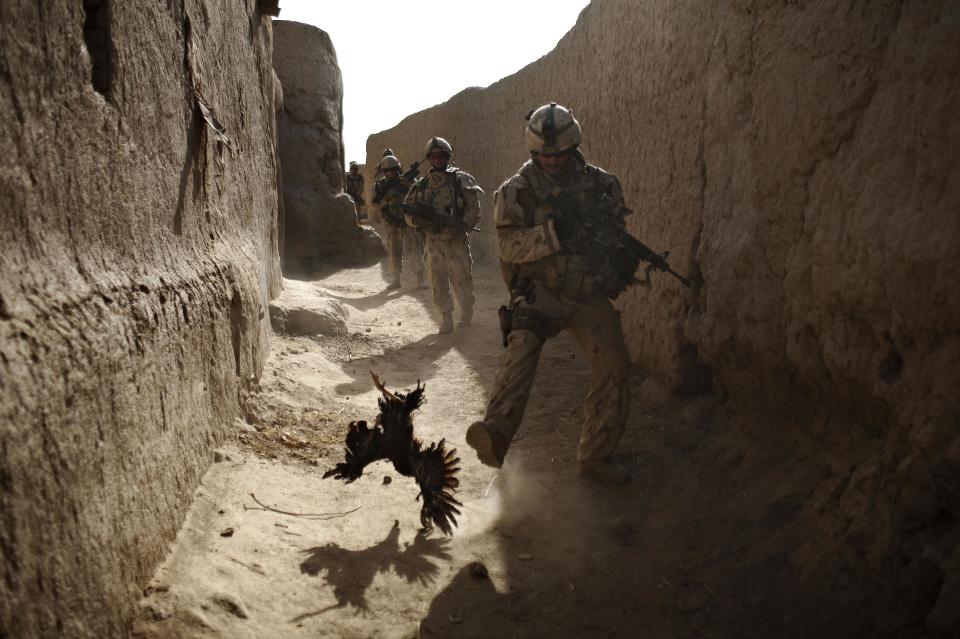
[438,311,454,334]
[466,421,508,468]
[577,458,631,484]
[458,305,473,328]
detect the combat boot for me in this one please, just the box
[438,311,454,334]
[466,421,508,468]
[458,305,473,327]
[386,276,401,291]
[578,458,631,485]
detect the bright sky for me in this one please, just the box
[277,0,591,164]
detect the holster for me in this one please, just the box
[498,304,551,347]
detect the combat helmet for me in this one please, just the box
[424,137,453,158]
[380,155,401,171]
[525,102,581,154]
[349,160,359,168]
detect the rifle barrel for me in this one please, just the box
[669,268,692,288]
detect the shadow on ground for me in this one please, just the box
[333,332,458,396]
[418,382,919,638]
[296,520,452,621]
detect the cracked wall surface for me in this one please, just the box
[0,1,280,636]
[368,0,960,634]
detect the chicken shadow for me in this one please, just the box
[293,520,452,621]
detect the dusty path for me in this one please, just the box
[134,262,845,639]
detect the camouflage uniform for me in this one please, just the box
[403,165,482,325]
[479,155,630,465]
[373,174,424,287]
[345,170,365,207]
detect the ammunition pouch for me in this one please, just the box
[580,225,642,299]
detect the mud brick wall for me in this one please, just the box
[367,1,960,633]
[274,21,385,271]
[0,1,281,635]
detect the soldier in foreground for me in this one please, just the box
[372,154,425,290]
[344,161,366,218]
[466,103,642,484]
[403,137,483,334]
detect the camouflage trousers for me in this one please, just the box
[482,286,630,462]
[385,223,424,281]
[425,234,474,315]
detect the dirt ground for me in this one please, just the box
[132,262,890,639]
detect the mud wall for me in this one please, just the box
[0,1,280,636]
[367,0,960,632]
[274,21,383,271]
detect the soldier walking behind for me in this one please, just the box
[345,161,366,218]
[466,103,634,484]
[403,137,483,334]
[373,154,425,290]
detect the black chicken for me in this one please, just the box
[323,373,462,535]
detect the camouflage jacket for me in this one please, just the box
[403,165,483,239]
[493,157,626,300]
[374,176,412,226]
[344,172,365,202]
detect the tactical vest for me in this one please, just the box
[410,167,466,220]
[376,177,410,224]
[513,161,623,301]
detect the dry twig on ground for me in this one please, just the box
[245,493,361,519]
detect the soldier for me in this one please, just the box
[403,137,483,334]
[374,148,396,182]
[373,155,425,290]
[344,161,366,217]
[466,103,632,484]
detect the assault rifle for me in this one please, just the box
[401,202,480,233]
[373,177,402,204]
[373,161,422,204]
[544,192,691,291]
[402,160,423,183]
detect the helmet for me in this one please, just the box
[349,161,359,168]
[525,102,581,154]
[382,148,395,157]
[380,155,401,170]
[424,137,453,158]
